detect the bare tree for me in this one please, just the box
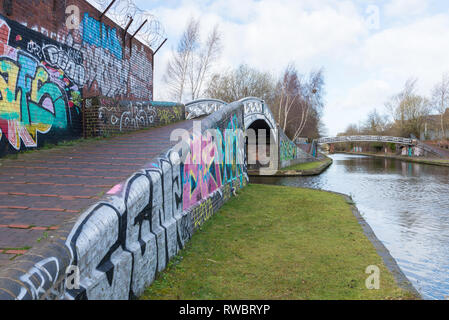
[164,17,222,102]
[339,123,360,136]
[206,64,275,102]
[385,78,431,137]
[431,72,449,139]
[361,109,390,134]
[163,18,199,102]
[273,64,301,133]
[272,65,324,140]
[188,24,222,100]
[317,118,329,137]
[385,78,416,130]
[206,63,325,140]
[293,69,324,140]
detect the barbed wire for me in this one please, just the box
[86,0,166,50]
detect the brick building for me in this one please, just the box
[0,0,155,155]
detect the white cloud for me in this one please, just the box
[151,0,369,99]
[339,80,392,111]
[322,79,394,136]
[357,13,449,94]
[144,0,449,136]
[384,0,429,17]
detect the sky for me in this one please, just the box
[133,0,449,136]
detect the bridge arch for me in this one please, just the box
[185,96,319,171]
[185,97,280,169]
[239,97,277,133]
[185,97,279,169]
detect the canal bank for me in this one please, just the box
[248,156,333,177]
[338,151,449,167]
[142,184,419,300]
[337,191,421,298]
[251,153,449,300]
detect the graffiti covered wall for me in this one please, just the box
[0,14,83,155]
[279,129,315,168]
[0,0,154,156]
[84,98,185,137]
[79,11,153,99]
[182,113,246,212]
[0,101,248,300]
[280,140,298,163]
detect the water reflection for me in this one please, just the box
[251,154,449,300]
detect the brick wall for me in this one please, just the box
[0,0,154,156]
[83,97,185,138]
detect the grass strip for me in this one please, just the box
[141,184,418,300]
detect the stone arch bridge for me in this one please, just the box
[185,97,317,170]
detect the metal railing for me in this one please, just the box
[316,135,415,145]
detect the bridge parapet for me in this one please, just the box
[185,97,277,131]
[185,97,279,141]
[317,135,415,145]
[0,101,249,300]
[239,97,277,132]
[185,99,227,120]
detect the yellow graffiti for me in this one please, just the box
[157,107,183,125]
[0,62,53,149]
[0,54,68,151]
[0,59,20,119]
[173,106,183,120]
[192,199,213,228]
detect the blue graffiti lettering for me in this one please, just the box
[82,13,122,60]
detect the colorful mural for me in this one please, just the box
[280,140,298,162]
[0,15,82,154]
[182,114,245,210]
[0,5,155,156]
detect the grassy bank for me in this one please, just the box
[141,184,418,300]
[340,151,449,167]
[248,157,333,177]
[281,157,333,173]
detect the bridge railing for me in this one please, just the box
[316,135,415,145]
[185,99,227,120]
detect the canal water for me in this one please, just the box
[251,153,449,300]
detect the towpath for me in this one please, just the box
[0,120,193,268]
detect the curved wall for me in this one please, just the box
[0,101,248,300]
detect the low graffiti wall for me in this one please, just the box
[279,129,316,168]
[0,101,248,300]
[83,97,185,137]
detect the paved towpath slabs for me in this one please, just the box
[0,120,194,267]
